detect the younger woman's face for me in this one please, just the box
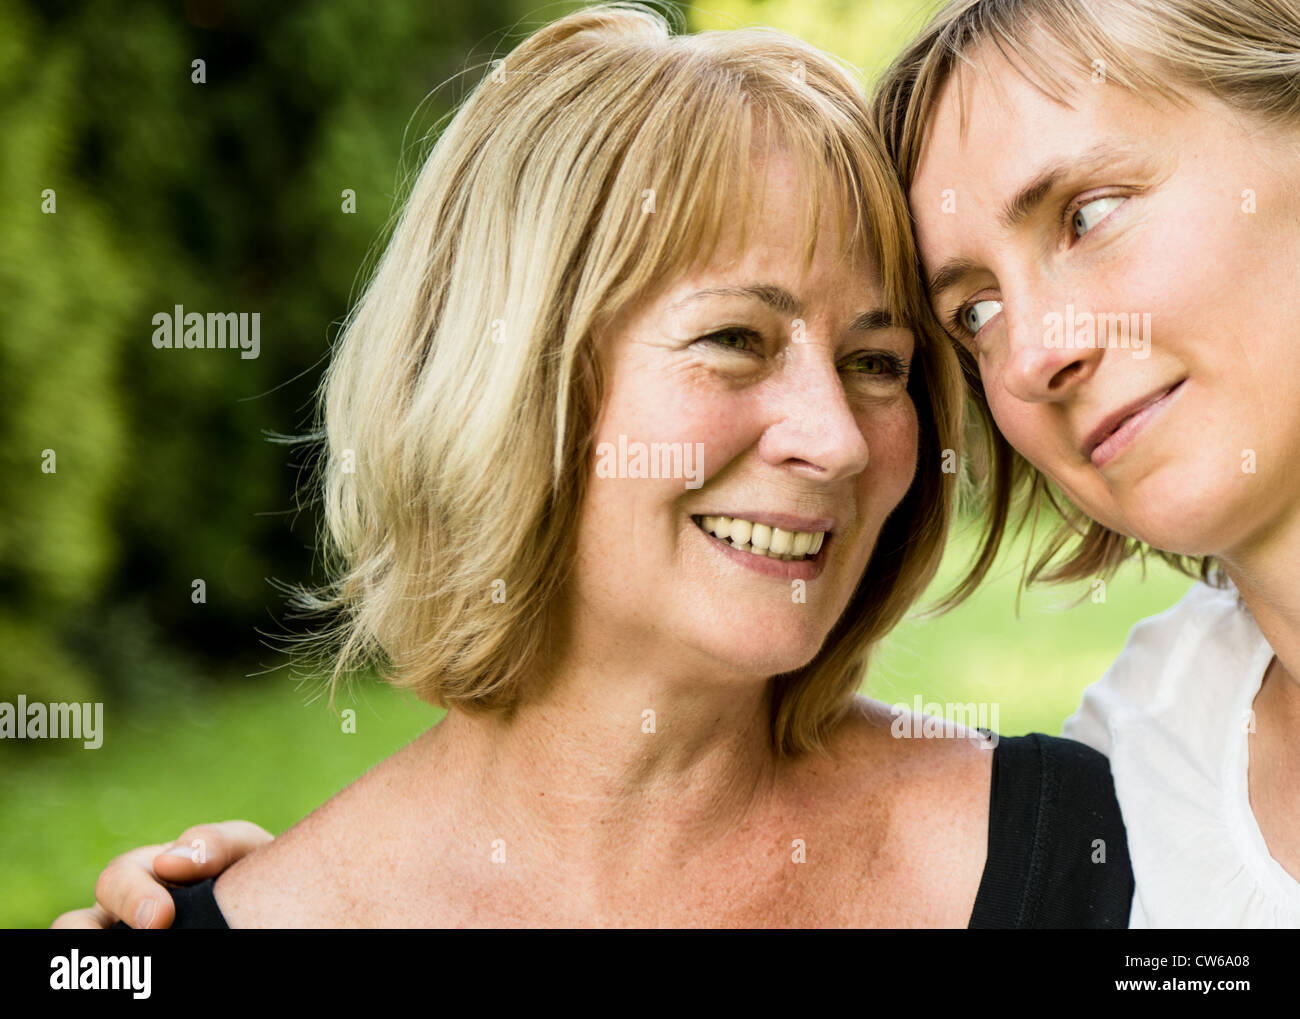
[910,49,1300,560]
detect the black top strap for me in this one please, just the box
[968,733,1133,928]
[110,878,228,930]
[172,877,229,929]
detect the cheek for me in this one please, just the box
[584,375,750,557]
[864,397,920,506]
[600,361,748,458]
[985,384,1058,474]
[1112,181,1275,360]
[984,383,1131,530]
[985,386,1028,449]
[1124,207,1229,335]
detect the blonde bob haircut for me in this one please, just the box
[302,2,966,757]
[874,0,1300,594]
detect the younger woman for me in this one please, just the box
[875,0,1300,926]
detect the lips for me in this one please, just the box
[690,511,837,535]
[689,511,837,580]
[1081,379,1186,467]
[692,514,827,560]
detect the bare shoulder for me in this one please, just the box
[214,730,441,928]
[787,695,994,925]
[815,695,995,806]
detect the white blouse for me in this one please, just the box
[1062,580,1300,928]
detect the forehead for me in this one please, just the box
[920,58,1149,185]
[595,149,892,358]
[908,47,1185,257]
[679,148,882,298]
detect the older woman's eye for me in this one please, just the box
[843,351,909,379]
[960,298,1002,336]
[698,328,760,352]
[1071,196,1125,238]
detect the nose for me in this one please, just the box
[999,298,1103,403]
[757,349,872,481]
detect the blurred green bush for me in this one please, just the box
[1,0,551,707]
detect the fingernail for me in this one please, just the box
[164,845,197,861]
[135,899,158,929]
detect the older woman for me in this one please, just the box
[53,4,1129,928]
[873,0,1300,926]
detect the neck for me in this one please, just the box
[1221,504,1300,706]
[426,621,788,885]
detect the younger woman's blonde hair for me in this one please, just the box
[300,2,965,757]
[873,0,1300,594]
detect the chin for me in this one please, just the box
[1108,470,1254,559]
[701,631,829,680]
[671,593,837,666]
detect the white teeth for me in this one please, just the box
[693,515,827,562]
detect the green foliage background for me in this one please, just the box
[1,0,1192,928]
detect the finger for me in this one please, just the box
[51,904,117,930]
[94,844,179,929]
[153,820,273,879]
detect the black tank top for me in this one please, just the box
[127,733,1134,929]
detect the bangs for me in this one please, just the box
[583,30,917,331]
[896,2,1201,182]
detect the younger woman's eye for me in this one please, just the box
[1071,196,1125,238]
[959,298,1002,337]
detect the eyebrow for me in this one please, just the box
[672,284,801,316]
[925,142,1146,300]
[999,142,1142,230]
[847,308,895,332]
[925,257,982,302]
[671,284,896,332]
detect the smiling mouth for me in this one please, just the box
[691,515,828,561]
[1086,379,1187,468]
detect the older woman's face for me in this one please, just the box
[911,51,1300,559]
[573,152,919,680]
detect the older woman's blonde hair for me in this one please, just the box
[299,2,965,757]
[874,0,1300,595]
